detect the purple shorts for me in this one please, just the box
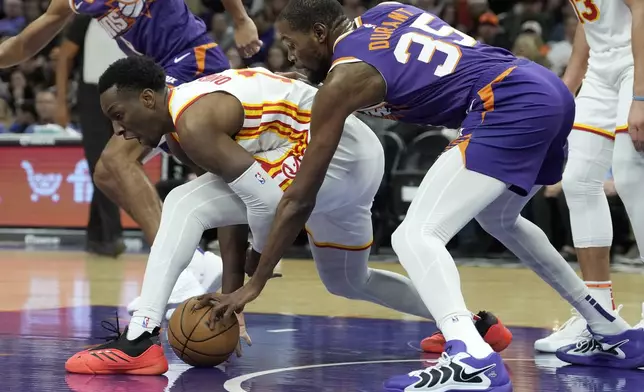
[454,59,575,196]
[161,41,229,86]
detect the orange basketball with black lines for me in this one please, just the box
[167,297,239,367]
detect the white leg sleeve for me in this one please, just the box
[127,173,247,339]
[613,133,644,262]
[562,130,614,248]
[390,147,507,357]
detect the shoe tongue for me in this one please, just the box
[444,339,466,355]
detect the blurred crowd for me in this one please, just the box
[0,0,580,135]
[0,0,637,261]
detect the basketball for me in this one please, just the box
[167,296,240,367]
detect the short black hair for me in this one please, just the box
[278,0,345,32]
[98,56,166,95]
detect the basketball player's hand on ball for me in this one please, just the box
[195,282,263,324]
[234,16,262,58]
[628,100,644,151]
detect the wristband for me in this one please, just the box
[634,96,644,101]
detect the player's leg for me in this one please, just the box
[308,206,435,319]
[307,143,435,319]
[94,135,162,246]
[612,69,644,264]
[476,186,628,332]
[65,173,248,375]
[96,135,220,316]
[384,146,512,392]
[613,70,644,327]
[535,74,618,353]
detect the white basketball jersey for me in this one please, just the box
[570,0,631,54]
[167,67,377,190]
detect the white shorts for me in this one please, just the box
[573,52,633,139]
[260,115,385,250]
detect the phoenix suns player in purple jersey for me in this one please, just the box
[205,1,644,391]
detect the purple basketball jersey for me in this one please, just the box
[330,2,515,128]
[71,0,213,66]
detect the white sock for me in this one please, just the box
[127,314,159,340]
[439,312,493,359]
[585,281,615,311]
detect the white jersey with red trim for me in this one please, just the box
[167,67,380,191]
[570,0,631,59]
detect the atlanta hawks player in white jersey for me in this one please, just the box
[65,55,469,375]
[535,0,644,353]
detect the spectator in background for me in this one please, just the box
[475,12,511,50]
[8,69,34,111]
[23,89,78,134]
[210,13,235,52]
[8,100,36,133]
[0,0,25,36]
[512,32,550,68]
[503,0,553,42]
[439,2,467,33]
[266,42,292,73]
[547,15,577,76]
[56,15,126,257]
[0,98,11,132]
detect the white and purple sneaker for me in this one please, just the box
[555,326,644,368]
[384,340,512,392]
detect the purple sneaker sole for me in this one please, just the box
[556,328,644,369]
[383,384,513,392]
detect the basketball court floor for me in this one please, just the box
[1,249,644,392]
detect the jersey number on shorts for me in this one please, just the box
[569,0,600,23]
[393,13,476,77]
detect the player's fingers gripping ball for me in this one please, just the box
[167,296,240,367]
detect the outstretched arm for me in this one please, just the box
[0,0,73,67]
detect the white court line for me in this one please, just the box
[223,358,531,391]
[266,328,298,333]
